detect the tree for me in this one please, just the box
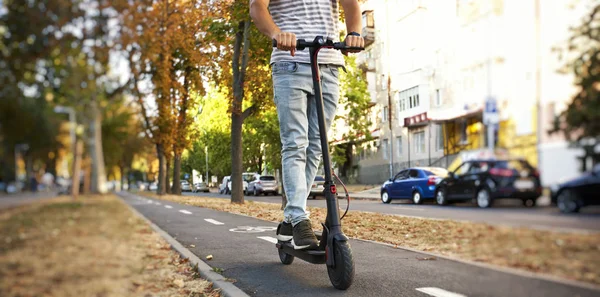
[331,56,373,179]
[552,3,600,169]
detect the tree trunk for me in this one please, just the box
[119,165,125,192]
[82,157,91,195]
[166,155,171,194]
[172,153,182,195]
[230,19,251,204]
[231,114,244,203]
[156,143,166,195]
[88,101,107,194]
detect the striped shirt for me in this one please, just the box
[269,0,344,65]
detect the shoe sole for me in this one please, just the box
[276,234,293,241]
[291,239,318,250]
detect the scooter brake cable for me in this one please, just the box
[332,171,350,220]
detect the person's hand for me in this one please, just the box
[342,34,364,56]
[273,31,297,57]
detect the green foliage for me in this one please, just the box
[331,55,373,175]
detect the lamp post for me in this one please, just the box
[54,106,80,197]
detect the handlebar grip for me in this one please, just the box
[272,39,308,50]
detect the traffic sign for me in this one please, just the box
[483,97,499,125]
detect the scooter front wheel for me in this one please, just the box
[327,241,355,290]
[278,248,294,265]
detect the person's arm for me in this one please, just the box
[340,0,364,52]
[250,0,296,56]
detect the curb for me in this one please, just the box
[117,193,250,297]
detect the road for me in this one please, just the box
[0,191,57,210]
[120,191,599,297]
[182,191,600,232]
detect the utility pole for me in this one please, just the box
[385,0,394,178]
[205,146,209,185]
[535,0,542,169]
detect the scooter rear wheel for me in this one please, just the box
[278,248,294,265]
[327,241,355,290]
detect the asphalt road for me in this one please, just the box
[120,192,598,297]
[181,191,600,233]
[0,191,57,210]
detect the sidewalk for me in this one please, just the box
[347,186,380,201]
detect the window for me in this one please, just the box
[436,89,443,106]
[454,162,472,176]
[414,131,425,154]
[460,120,468,143]
[409,169,420,178]
[383,106,389,122]
[415,94,420,107]
[362,10,374,28]
[396,136,402,156]
[382,139,389,160]
[394,170,409,181]
[436,124,444,151]
[409,96,413,108]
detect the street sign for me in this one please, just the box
[483,97,499,125]
[184,173,190,179]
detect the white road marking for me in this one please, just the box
[147,200,153,204]
[204,219,224,225]
[257,236,277,244]
[416,287,467,297]
[165,205,173,209]
[155,202,161,205]
[179,210,192,215]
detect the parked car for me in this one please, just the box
[380,167,448,204]
[551,163,600,213]
[219,176,231,194]
[246,174,279,196]
[148,182,158,191]
[180,180,192,192]
[310,175,326,199]
[435,159,542,208]
[193,182,210,193]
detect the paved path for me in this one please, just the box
[181,191,600,233]
[120,192,599,297]
[0,191,57,210]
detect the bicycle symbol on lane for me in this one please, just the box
[228,226,277,233]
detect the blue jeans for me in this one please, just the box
[272,62,340,226]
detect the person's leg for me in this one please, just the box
[305,65,341,191]
[272,62,313,226]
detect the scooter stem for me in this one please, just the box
[308,38,342,233]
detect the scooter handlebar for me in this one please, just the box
[272,39,364,52]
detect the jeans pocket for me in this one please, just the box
[272,62,298,74]
[329,66,340,79]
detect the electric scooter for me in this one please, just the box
[272,36,363,290]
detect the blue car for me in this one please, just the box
[381,167,448,204]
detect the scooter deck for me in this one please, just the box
[276,241,326,264]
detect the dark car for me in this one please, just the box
[551,164,600,213]
[381,167,449,204]
[435,159,542,208]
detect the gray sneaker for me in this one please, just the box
[276,222,292,241]
[291,220,319,250]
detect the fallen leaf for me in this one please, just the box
[190,244,196,248]
[417,257,437,261]
[173,279,185,288]
[206,255,213,260]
